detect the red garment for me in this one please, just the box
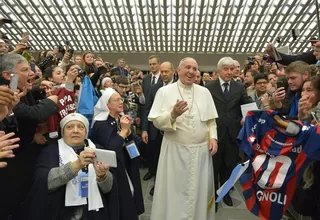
[48,88,76,136]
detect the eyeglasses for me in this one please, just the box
[109,97,124,103]
[256,81,268,85]
[118,85,130,90]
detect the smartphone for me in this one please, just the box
[0,18,12,24]
[9,74,19,92]
[276,81,284,89]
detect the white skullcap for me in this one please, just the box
[0,39,5,43]
[101,77,112,88]
[92,87,116,127]
[60,113,89,137]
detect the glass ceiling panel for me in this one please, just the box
[0,0,317,53]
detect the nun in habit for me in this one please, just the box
[21,113,119,220]
[91,88,144,220]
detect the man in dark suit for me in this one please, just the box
[141,55,162,181]
[141,61,175,196]
[206,57,253,209]
[110,58,129,77]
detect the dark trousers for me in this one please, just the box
[213,131,240,193]
[147,132,163,175]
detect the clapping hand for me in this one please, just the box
[0,132,20,168]
[171,100,188,119]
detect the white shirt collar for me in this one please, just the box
[219,77,230,87]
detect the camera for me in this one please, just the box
[77,68,86,78]
[105,62,114,69]
[247,56,255,65]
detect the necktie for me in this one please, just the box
[120,68,123,75]
[152,76,156,85]
[223,82,229,97]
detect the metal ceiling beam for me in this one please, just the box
[87,0,109,51]
[291,12,317,53]
[224,1,242,52]
[112,0,130,51]
[216,0,232,52]
[206,1,220,53]
[163,0,169,52]
[247,1,270,52]
[48,0,81,50]
[125,0,140,52]
[3,1,51,50]
[100,1,121,51]
[219,0,237,52]
[64,1,91,50]
[183,0,193,52]
[196,0,210,53]
[174,1,180,52]
[179,1,186,52]
[149,0,159,52]
[138,0,149,52]
[157,0,164,52]
[299,27,317,53]
[96,1,113,52]
[228,0,248,53]
[76,1,100,51]
[255,2,288,52]
[278,1,313,49]
[235,0,260,52]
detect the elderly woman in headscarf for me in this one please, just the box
[91,88,144,220]
[23,113,119,220]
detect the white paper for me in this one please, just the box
[92,148,117,168]
[241,103,258,118]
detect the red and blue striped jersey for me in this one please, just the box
[237,110,320,220]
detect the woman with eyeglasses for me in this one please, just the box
[91,88,144,220]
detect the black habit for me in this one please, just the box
[91,116,144,220]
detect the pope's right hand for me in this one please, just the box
[171,100,188,119]
[141,131,148,144]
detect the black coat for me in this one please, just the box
[206,80,253,141]
[0,91,58,219]
[91,116,144,220]
[18,143,119,220]
[277,51,317,66]
[141,81,163,140]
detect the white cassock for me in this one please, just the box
[148,80,218,220]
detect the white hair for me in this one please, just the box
[178,57,198,69]
[217,57,235,70]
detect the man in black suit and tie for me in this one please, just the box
[141,55,163,181]
[141,61,175,196]
[206,57,253,209]
[110,58,129,77]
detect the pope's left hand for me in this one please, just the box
[94,161,110,180]
[209,138,218,156]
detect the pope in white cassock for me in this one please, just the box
[148,57,219,220]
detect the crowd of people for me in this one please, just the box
[1,30,320,220]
